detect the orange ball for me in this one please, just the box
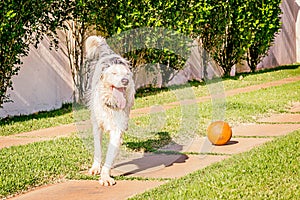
[207,121,232,145]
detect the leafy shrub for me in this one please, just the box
[97,0,281,75]
[246,0,282,72]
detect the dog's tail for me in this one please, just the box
[85,36,107,60]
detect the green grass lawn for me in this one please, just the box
[0,137,92,198]
[0,69,299,198]
[133,64,300,109]
[130,130,300,200]
[1,65,299,136]
[0,104,74,136]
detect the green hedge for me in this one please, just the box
[95,0,281,74]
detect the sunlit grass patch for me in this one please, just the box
[0,137,91,198]
[130,130,300,199]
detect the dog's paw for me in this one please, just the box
[99,175,116,186]
[89,164,101,175]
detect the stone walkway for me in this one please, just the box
[9,109,300,200]
[0,124,76,149]
[1,76,300,149]
[2,77,300,200]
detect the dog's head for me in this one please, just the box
[102,64,132,88]
[102,64,134,110]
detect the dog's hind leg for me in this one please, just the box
[89,121,102,175]
[99,129,122,186]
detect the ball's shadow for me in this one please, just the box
[214,140,239,146]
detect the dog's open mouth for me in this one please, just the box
[111,86,126,109]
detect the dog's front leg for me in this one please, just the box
[100,129,122,186]
[89,122,102,175]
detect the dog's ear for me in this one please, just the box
[99,64,110,80]
[85,36,106,60]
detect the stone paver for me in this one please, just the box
[0,136,48,149]
[10,180,164,200]
[232,123,300,137]
[209,137,273,154]
[188,136,272,155]
[113,155,228,179]
[16,124,76,138]
[113,153,186,176]
[0,124,76,149]
[258,114,300,123]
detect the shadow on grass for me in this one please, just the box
[0,103,73,125]
[114,153,188,177]
[116,132,187,176]
[124,131,172,152]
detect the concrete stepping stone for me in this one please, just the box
[232,123,300,137]
[113,153,185,176]
[10,180,164,200]
[208,137,272,154]
[0,136,48,149]
[187,136,272,155]
[0,124,76,149]
[15,124,76,138]
[113,155,228,179]
[112,133,271,178]
[258,114,300,123]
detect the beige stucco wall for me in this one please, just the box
[258,0,299,69]
[0,36,73,118]
[296,0,300,62]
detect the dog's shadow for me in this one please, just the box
[112,136,189,176]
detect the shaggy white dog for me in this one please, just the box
[85,36,135,186]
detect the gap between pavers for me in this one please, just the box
[10,180,165,200]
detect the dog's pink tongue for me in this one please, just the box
[112,87,126,109]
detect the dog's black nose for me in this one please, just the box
[121,78,129,86]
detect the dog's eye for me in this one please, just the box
[112,72,117,75]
